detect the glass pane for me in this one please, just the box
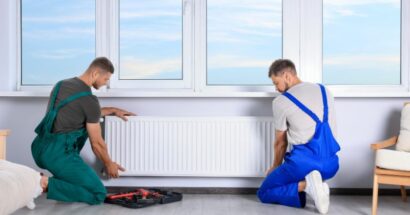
[323,0,401,85]
[120,0,182,80]
[22,0,95,86]
[207,0,282,86]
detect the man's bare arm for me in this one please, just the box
[273,130,288,168]
[266,130,288,175]
[101,107,136,121]
[87,122,125,178]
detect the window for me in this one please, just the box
[18,0,283,92]
[323,0,401,85]
[119,0,182,80]
[206,0,282,86]
[21,0,95,86]
[17,0,409,96]
[110,0,193,89]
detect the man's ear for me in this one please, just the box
[92,68,101,78]
[283,70,292,83]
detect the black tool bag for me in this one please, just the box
[104,188,183,209]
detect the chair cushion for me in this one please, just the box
[0,160,43,215]
[397,103,410,152]
[376,149,410,171]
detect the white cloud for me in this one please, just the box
[120,57,181,79]
[121,54,272,80]
[24,27,94,40]
[33,48,93,60]
[324,0,399,23]
[324,0,399,7]
[336,9,366,17]
[121,11,179,19]
[119,0,182,23]
[120,0,179,9]
[23,15,94,24]
[206,0,281,43]
[121,0,282,44]
[208,54,271,69]
[207,32,247,43]
[208,0,281,11]
[207,28,281,44]
[120,28,180,41]
[324,54,400,66]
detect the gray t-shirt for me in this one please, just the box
[47,77,101,133]
[272,82,337,145]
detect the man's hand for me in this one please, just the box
[101,107,136,121]
[113,108,136,121]
[87,122,126,179]
[105,161,125,178]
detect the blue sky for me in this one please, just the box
[207,0,282,85]
[22,0,95,85]
[120,0,182,80]
[323,0,401,85]
[22,0,401,86]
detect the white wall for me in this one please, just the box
[0,0,406,188]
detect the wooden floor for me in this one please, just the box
[14,194,410,215]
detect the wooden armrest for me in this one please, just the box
[0,130,11,136]
[0,129,10,160]
[371,136,398,150]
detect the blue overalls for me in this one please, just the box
[257,84,340,208]
[31,81,107,205]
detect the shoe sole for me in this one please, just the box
[310,171,329,214]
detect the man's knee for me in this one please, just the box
[257,189,270,203]
[90,183,107,204]
[94,191,106,204]
[84,177,107,204]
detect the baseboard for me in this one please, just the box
[106,187,409,196]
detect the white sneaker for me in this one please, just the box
[305,170,329,214]
[323,182,330,195]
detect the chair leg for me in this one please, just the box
[372,174,379,215]
[400,186,407,202]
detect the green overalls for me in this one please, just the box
[31,81,107,205]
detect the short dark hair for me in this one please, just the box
[268,59,296,77]
[88,57,114,74]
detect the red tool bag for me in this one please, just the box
[104,188,183,208]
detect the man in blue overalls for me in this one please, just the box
[257,59,340,214]
[32,57,135,204]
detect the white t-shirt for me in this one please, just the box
[272,82,337,145]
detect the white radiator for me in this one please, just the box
[104,116,274,177]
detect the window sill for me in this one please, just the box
[0,90,279,98]
[1,88,410,98]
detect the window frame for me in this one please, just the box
[17,0,98,92]
[195,0,289,93]
[11,0,410,97]
[108,0,194,90]
[315,0,410,97]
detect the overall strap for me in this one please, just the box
[49,81,63,111]
[283,92,321,124]
[318,84,328,123]
[44,91,92,133]
[55,91,93,111]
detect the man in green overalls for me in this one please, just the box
[32,57,135,205]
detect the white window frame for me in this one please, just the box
[16,0,98,92]
[11,0,302,95]
[10,0,410,97]
[16,0,51,92]
[15,0,194,92]
[307,0,410,97]
[108,0,194,90]
[195,0,292,93]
